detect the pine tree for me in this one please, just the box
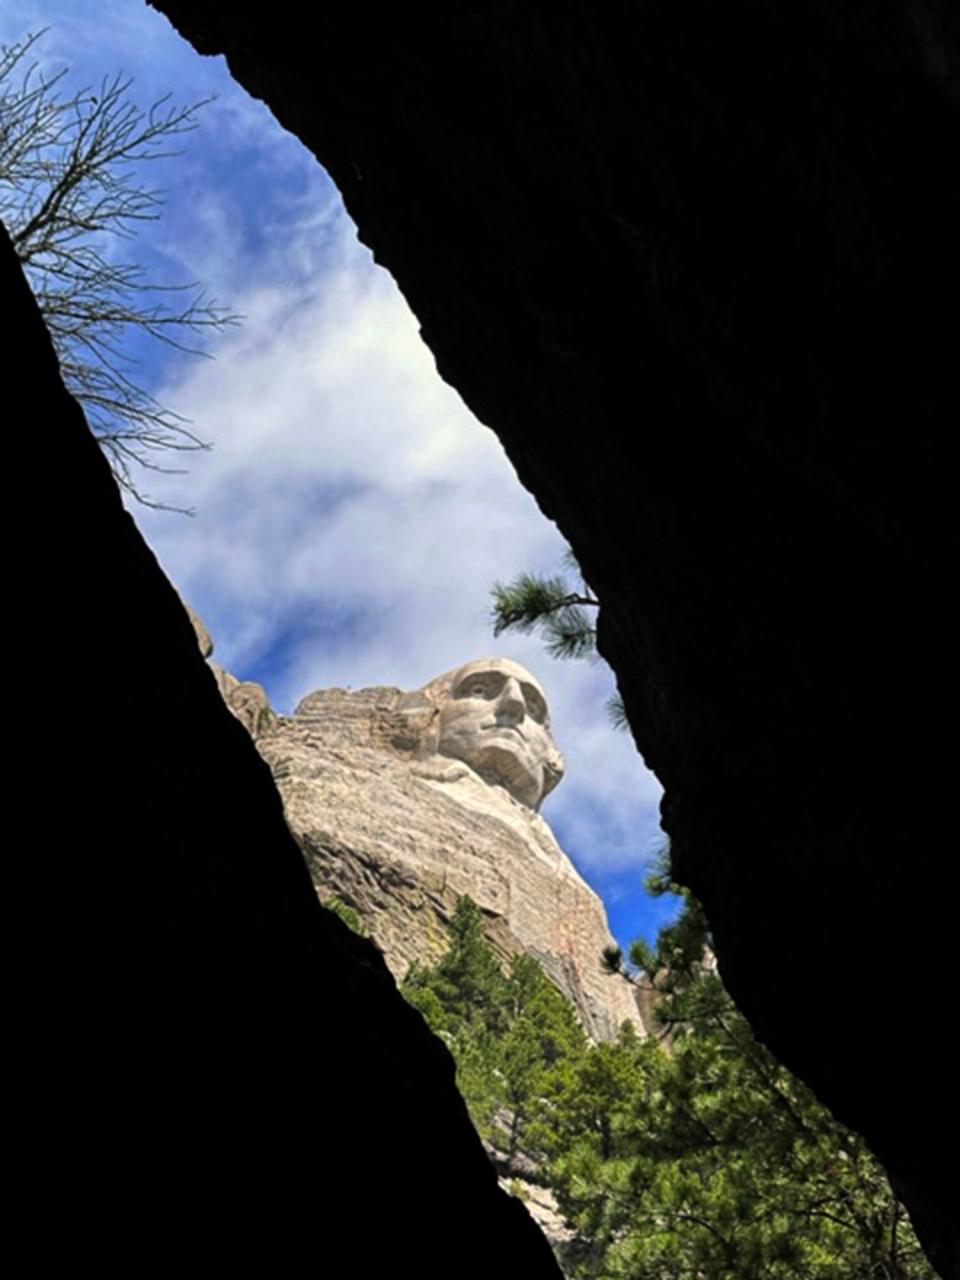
[551,877,935,1279]
[496,952,587,1167]
[401,897,511,1142]
[490,550,628,728]
[400,891,930,1276]
[401,896,587,1166]
[403,896,510,1036]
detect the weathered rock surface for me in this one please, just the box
[208,651,642,1042]
[148,7,958,1272]
[500,1178,572,1262]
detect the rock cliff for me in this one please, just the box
[203,628,642,1043]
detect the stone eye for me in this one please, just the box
[525,690,547,724]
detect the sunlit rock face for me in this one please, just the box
[433,658,565,812]
[205,632,642,1043]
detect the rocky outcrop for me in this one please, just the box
[147,8,958,1272]
[205,646,641,1042]
[16,222,561,1277]
[500,1178,572,1261]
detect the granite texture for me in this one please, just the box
[206,646,642,1042]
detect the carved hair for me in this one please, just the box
[380,667,462,756]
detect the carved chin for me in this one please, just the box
[465,743,542,807]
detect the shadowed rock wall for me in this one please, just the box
[17,224,560,1276]
[147,6,958,1273]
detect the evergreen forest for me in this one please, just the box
[395,886,932,1279]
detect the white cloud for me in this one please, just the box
[10,0,666,895]
[138,198,664,882]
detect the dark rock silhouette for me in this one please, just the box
[16,223,560,1276]
[145,8,958,1273]
[19,0,956,1268]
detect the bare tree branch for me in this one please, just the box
[0,28,239,511]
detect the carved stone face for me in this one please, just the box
[436,657,564,809]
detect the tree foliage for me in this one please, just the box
[497,951,587,1166]
[556,870,934,1279]
[402,896,587,1164]
[402,891,932,1279]
[0,29,235,508]
[490,550,628,728]
[324,894,367,936]
[491,565,599,661]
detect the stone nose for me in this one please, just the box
[494,676,526,722]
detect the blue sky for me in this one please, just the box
[6,0,677,950]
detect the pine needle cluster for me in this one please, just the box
[490,554,627,728]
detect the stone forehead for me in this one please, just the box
[428,657,548,701]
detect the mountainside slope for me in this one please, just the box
[203,629,642,1042]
